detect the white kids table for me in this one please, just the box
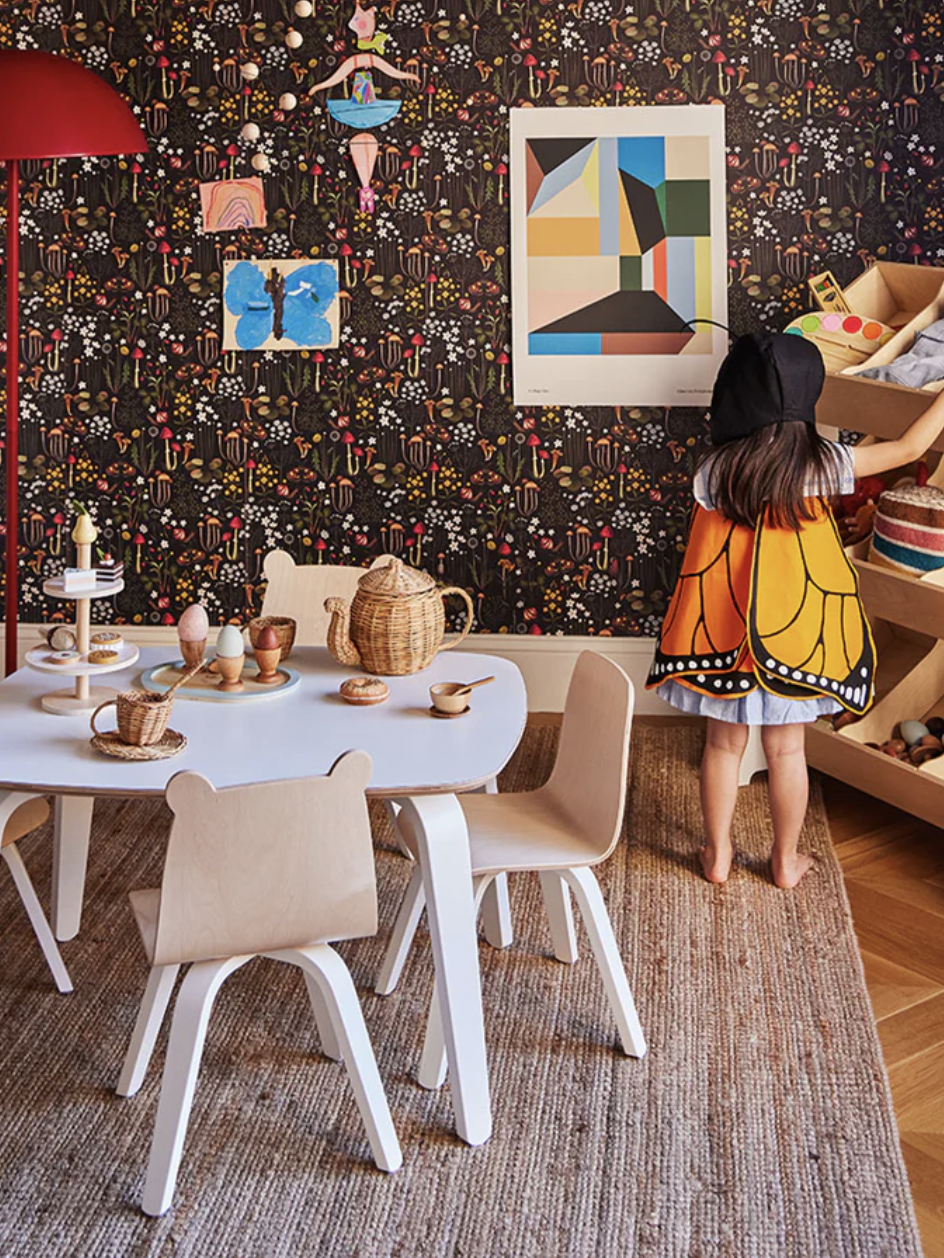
[0,646,528,1148]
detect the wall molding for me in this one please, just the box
[4,623,670,714]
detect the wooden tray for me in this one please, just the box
[138,659,301,703]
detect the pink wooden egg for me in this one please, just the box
[256,625,279,652]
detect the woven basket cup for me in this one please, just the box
[248,615,296,661]
[90,689,174,747]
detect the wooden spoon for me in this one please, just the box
[449,676,495,697]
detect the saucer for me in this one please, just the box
[428,704,470,719]
[91,729,187,760]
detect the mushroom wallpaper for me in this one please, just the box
[2,0,943,634]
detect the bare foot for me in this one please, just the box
[699,843,733,884]
[771,851,815,889]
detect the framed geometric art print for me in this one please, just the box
[510,105,728,407]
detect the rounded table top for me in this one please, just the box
[0,646,528,798]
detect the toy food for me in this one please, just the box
[48,650,80,665]
[45,625,77,652]
[91,631,123,651]
[339,676,389,705]
[214,624,245,692]
[88,649,119,665]
[900,719,930,746]
[869,484,944,576]
[252,625,282,685]
[178,604,210,667]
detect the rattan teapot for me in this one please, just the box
[324,557,474,675]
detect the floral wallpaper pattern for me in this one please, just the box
[3,0,944,634]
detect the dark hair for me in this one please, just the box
[702,422,845,531]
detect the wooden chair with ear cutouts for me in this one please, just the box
[0,791,72,993]
[116,751,401,1217]
[376,652,646,1089]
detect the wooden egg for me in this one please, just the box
[926,716,944,739]
[178,603,209,642]
[920,734,944,751]
[256,625,279,652]
[215,624,245,658]
[900,720,929,747]
[887,738,907,755]
[910,744,942,767]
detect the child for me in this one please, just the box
[647,331,944,889]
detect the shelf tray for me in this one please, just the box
[43,577,125,601]
[25,641,140,677]
[139,659,301,703]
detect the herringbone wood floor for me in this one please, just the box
[821,775,944,1258]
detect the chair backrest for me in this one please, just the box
[261,550,387,647]
[542,652,634,861]
[151,751,376,966]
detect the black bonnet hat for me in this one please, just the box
[708,331,825,446]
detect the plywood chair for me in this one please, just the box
[261,549,388,647]
[377,652,646,1085]
[116,752,401,1217]
[0,791,72,993]
[263,549,516,953]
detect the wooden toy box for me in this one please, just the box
[816,262,944,451]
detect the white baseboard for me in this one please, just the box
[3,623,673,715]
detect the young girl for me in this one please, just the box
[647,331,944,889]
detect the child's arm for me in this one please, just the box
[852,390,944,479]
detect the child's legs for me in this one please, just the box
[700,718,749,870]
[760,722,808,853]
[760,722,814,888]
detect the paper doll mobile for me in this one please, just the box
[223,258,339,351]
[308,1,419,212]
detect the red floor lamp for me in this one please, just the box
[0,50,146,675]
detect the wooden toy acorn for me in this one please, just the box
[215,624,245,693]
[252,624,282,685]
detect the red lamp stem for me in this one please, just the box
[5,158,19,676]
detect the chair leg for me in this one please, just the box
[538,871,579,964]
[481,875,513,950]
[141,955,251,1217]
[384,800,413,859]
[282,946,402,1173]
[561,867,647,1059]
[117,963,181,1097]
[375,866,425,996]
[1,844,73,994]
[479,779,514,950]
[302,970,342,1060]
[417,874,493,1091]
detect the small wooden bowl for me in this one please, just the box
[430,682,472,715]
[248,615,296,661]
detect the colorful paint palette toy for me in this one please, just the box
[784,311,895,372]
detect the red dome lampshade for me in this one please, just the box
[1,51,147,675]
[0,50,146,159]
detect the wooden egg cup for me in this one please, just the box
[179,639,206,669]
[216,654,245,693]
[253,645,282,685]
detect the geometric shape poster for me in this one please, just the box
[510,106,728,406]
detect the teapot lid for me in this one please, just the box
[358,556,435,598]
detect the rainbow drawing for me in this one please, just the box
[199,177,267,233]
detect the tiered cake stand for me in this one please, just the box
[25,515,138,716]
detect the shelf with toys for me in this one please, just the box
[805,263,944,824]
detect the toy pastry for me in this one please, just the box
[339,676,389,705]
[91,631,123,650]
[88,648,120,665]
[48,650,80,665]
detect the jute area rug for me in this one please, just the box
[0,724,921,1258]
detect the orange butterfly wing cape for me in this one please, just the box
[647,503,875,714]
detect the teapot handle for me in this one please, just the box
[438,586,475,651]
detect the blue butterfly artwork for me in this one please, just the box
[223,259,339,351]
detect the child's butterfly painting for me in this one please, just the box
[223,259,340,352]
